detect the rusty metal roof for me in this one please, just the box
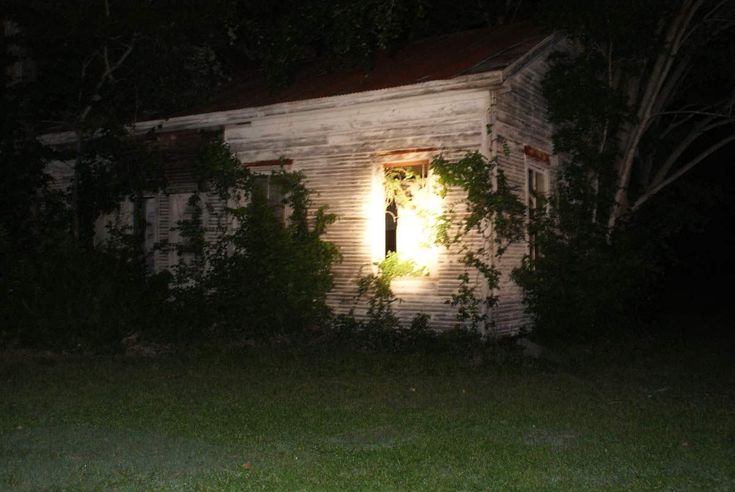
[195,22,548,114]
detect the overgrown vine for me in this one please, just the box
[170,139,341,338]
[431,149,526,333]
[358,141,526,334]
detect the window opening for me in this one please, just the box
[527,166,548,261]
[384,161,428,257]
[252,174,287,222]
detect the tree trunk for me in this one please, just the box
[606,0,704,237]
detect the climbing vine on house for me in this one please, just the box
[431,150,526,333]
[169,139,341,339]
[358,144,526,334]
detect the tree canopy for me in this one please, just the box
[513,0,735,339]
[541,0,735,234]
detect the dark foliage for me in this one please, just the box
[515,0,735,342]
[162,141,341,341]
[326,313,486,355]
[1,234,170,352]
[513,226,658,342]
[431,151,526,332]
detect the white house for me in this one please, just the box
[45,22,559,335]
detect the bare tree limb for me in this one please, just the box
[79,50,100,107]
[632,132,735,212]
[651,54,693,117]
[653,110,735,119]
[659,111,698,139]
[607,0,705,235]
[103,44,113,81]
[681,0,729,45]
[78,35,138,124]
[650,118,732,187]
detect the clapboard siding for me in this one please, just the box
[41,33,560,336]
[492,43,555,336]
[222,90,492,329]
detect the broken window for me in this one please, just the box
[383,161,429,257]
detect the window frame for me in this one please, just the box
[525,154,550,262]
[382,159,430,258]
[242,159,294,224]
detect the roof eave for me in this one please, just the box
[500,32,561,82]
[40,70,505,146]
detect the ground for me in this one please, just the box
[1,337,734,491]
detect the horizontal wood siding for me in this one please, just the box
[493,46,555,336]
[225,90,491,330]
[41,45,558,337]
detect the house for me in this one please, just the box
[44,22,559,336]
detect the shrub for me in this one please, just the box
[168,142,341,339]
[0,237,169,352]
[513,226,658,342]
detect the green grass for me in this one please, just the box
[1,340,734,491]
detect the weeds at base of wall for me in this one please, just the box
[2,142,529,354]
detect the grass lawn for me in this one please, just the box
[1,338,734,491]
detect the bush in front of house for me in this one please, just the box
[0,233,171,352]
[512,222,659,342]
[162,141,342,341]
[0,136,341,351]
[325,312,487,355]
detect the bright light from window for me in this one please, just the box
[365,164,442,273]
[365,172,387,263]
[395,178,442,272]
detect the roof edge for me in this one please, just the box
[501,32,562,82]
[40,70,505,146]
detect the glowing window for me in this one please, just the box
[384,161,428,257]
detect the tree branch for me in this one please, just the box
[681,0,729,45]
[653,109,735,119]
[651,54,693,117]
[607,0,706,235]
[632,132,735,212]
[650,118,732,187]
[658,111,698,139]
[78,34,138,124]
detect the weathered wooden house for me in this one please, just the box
[46,22,559,336]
